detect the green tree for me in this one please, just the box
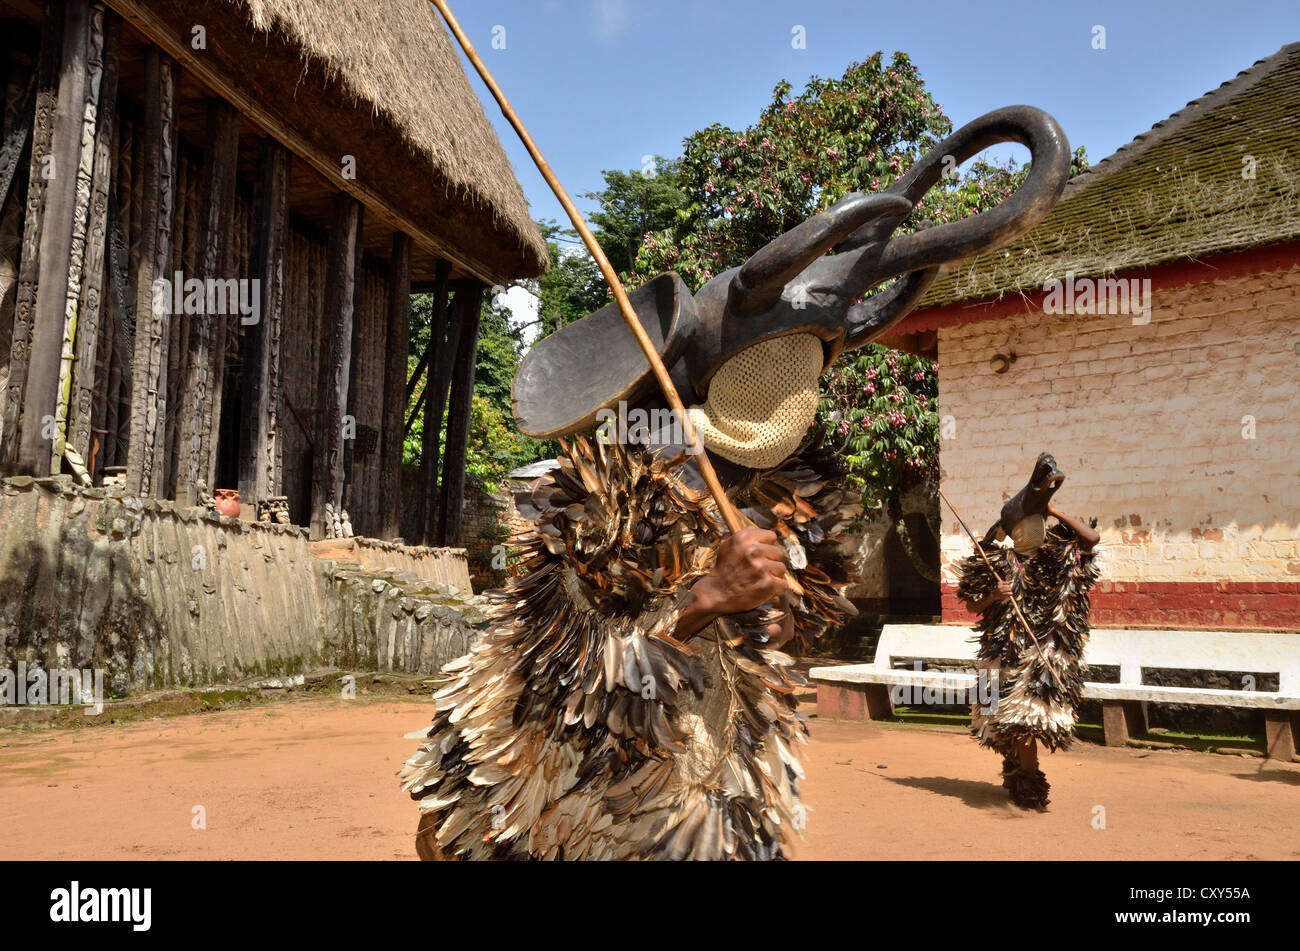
[402,295,546,489]
[584,158,688,274]
[535,220,607,336]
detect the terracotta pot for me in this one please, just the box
[213,488,240,518]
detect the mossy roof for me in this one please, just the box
[916,42,1300,308]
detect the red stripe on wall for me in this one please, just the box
[941,581,1300,631]
[883,240,1300,341]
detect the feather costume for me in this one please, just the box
[955,522,1100,805]
[398,436,859,860]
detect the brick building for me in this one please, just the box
[883,43,1300,631]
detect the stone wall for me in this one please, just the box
[0,476,484,698]
[936,263,1300,630]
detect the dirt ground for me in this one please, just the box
[1,694,1296,860]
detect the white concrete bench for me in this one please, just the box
[810,624,1300,760]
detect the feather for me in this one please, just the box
[399,435,860,860]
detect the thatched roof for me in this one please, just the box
[916,42,1300,309]
[114,0,548,281]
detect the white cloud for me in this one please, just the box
[501,283,542,344]
[591,0,631,41]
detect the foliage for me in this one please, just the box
[535,220,608,336]
[465,393,538,491]
[401,293,545,489]
[584,158,689,275]
[817,344,937,516]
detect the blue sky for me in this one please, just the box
[442,0,1299,234]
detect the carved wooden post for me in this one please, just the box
[379,231,411,540]
[124,46,175,497]
[102,186,132,468]
[341,209,364,516]
[176,100,237,505]
[310,192,360,539]
[15,0,90,476]
[47,0,107,475]
[236,137,288,512]
[0,47,38,454]
[68,6,118,469]
[436,280,484,547]
[1,3,59,469]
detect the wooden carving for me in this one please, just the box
[125,48,174,497]
[379,231,411,539]
[310,192,359,539]
[236,137,288,510]
[176,100,236,505]
[58,2,111,474]
[1,0,63,470]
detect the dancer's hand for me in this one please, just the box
[674,528,789,639]
[966,579,1013,614]
[695,527,788,616]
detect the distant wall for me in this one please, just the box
[935,263,1300,630]
[0,477,483,697]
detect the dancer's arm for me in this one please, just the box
[1047,503,1100,551]
[965,578,1013,615]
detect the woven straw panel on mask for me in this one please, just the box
[687,333,822,470]
[1011,514,1047,555]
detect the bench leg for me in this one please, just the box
[815,682,893,721]
[1263,711,1299,761]
[862,683,894,720]
[1102,699,1147,747]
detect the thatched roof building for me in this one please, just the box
[882,45,1300,635]
[0,0,544,548]
[108,0,547,285]
[912,41,1300,313]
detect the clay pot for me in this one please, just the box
[213,488,240,517]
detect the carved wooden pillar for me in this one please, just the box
[1,3,59,470]
[436,280,483,547]
[309,192,360,539]
[341,208,364,516]
[0,44,39,458]
[176,100,237,505]
[124,45,175,496]
[379,231,411,540]
[14,0,91,476]
[236,137,288,512]
[102,175,132,469]
[68,6,119,472]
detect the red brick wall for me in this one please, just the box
[942,580,1300,630]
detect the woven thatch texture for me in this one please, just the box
[238,0,545,272]
[918,42,1300,308]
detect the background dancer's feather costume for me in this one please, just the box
[955,454,1100,808]
[399,437,858,859]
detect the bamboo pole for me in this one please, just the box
[430,0,742,534]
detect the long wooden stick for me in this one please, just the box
[431,0,743,534]
[938,487,1065,692]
